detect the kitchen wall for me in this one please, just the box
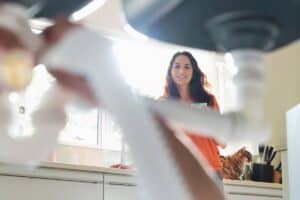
[264,39,300,148]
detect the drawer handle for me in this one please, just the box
[228,192,281,198]
[107,181,137,187]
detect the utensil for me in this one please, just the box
[268,146,274,159]
[264,146,269,163]
[258,144,265,163]
[267,151,277,165]
[266,146,273,163]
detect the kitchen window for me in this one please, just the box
[15,40,231,152]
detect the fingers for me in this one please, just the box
[38,18,98,106]
[39,18,97,105]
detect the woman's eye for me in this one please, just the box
[184,65,190,69]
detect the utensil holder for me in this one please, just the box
[252,163,274,182]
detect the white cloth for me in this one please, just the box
[40,27,192,200]
[0,85,66,165]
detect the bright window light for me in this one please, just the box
[25,64,55,113]
[124,24,149,41]
[224,52,238,75]
[112,40,166,98]
[59,105,98,146]
[8,92,20,104]
[31,28,42,34]
[112,40,217,98]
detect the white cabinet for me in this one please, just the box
[224,180,282,200]
[0,164,283,200]
[0,166,103,200]
[0,175,103,200]
[103,174,140,200]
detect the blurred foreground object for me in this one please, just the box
[0,3,41,90]
[123,0,300,51]
[0,50,33,90]
[0,3,65,166]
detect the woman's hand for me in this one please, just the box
[40,18,98,106]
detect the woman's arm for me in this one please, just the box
[156,115,224,200]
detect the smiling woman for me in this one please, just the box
[112,40,219,99]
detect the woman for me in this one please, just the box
[162,51,223,179]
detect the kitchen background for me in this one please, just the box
[10,0,300,163]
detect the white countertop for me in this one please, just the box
[0,160,282,189]
[0,142,283,189]
[42,161,281,189]
[40,161,133,176]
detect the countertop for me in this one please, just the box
[0,141,283,188]
[41,161,281,189]
[0,161,282,189]
[40,161,133,176]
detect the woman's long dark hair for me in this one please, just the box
[163,51,214,105]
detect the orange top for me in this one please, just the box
[186,98,222,172]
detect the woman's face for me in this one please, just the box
[171,55,193,88]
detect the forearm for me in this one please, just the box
[156,116,224,200]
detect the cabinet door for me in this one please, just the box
[104,174,139,200]
[0,175,103,200]
[227,194,282,200]
[224,183,282,200]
